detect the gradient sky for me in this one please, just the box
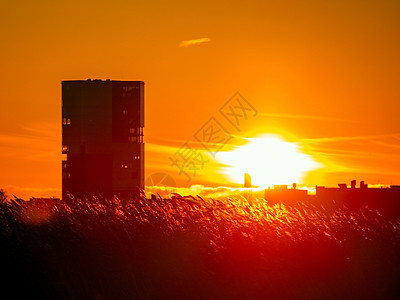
[1,0,400,198]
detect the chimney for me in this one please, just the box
[360,181,368,189]
[351,180,356,189]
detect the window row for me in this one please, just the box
[120,157,140,169]
[129,127,143,135]
[128,136,143,143]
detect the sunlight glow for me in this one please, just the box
[217,134,321,187]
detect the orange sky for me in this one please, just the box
[1,0,400,199]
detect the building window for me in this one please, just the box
[62,118,71,125]
[128,136,142,143]
[134,155,140,160]
[62,145,69,153]
[123,86,135,92]
[127,127,143,143]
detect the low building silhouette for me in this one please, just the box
[263,180,400,217]
[265,184,308,204]
[316,180,400,217]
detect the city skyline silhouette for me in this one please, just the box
[1,2,400,299]
[2,2,400,198]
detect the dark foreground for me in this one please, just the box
[1,194,400,299]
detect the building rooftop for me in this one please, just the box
[62,79,145,83]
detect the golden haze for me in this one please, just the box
[1,1,400,198]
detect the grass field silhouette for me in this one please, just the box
[1,191,399,299]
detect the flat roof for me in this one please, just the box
[62,79,144,83]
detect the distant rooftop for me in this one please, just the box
[62,79,144,83]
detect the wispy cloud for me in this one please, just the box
[258,112,358,123]
[179,37,211,47]
[3,185,61,200]
[0,122,60,162]
[299,133,400,177]
[301,133,400,144]
[145,184,266,199]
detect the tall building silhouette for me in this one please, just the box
[244,173,251,188]
[62,79,144,199]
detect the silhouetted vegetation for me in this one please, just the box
[1,193,399,299]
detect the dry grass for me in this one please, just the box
[1,192,400,299]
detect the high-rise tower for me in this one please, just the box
[62,79,144,199]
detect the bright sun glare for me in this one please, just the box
[217,134,321,187]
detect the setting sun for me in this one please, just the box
[217,134,321,187]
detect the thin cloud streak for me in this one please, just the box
[145,184,266,199]
[0,122,60,162]
[3,185,61,200]
[301,133,400,144]
[179,37,211,47]
[301,133,400,178]
[258,112,358,123]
